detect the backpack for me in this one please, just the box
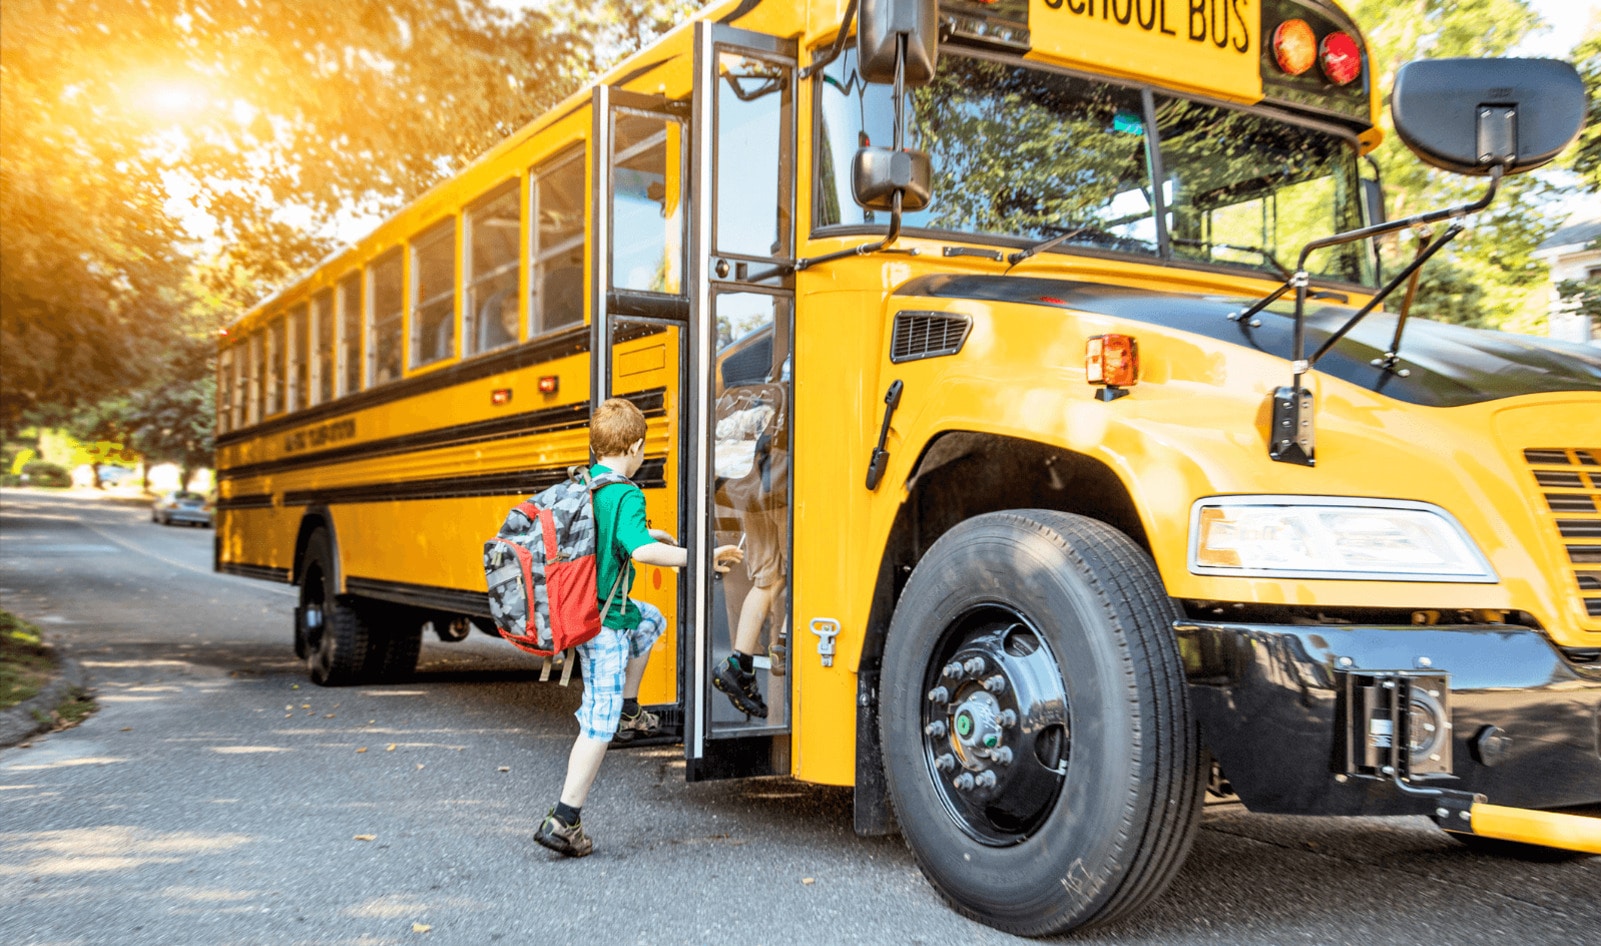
[482,466,632,660]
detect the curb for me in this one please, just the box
[0,648,89,748]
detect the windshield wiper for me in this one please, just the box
[1004,222,1139,272]
[1169,237,1292,279]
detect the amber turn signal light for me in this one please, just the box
[538,375,559,394]
[1273,19,1317,76]
[491,388,513,406]
[1086,334,1138,399]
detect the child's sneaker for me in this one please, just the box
[534,809,593,857]
[768,634,787,677]
[713,657,768,718]
[613,706,661,744]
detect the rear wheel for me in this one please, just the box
[300,529,377,686]
[880,510,1203,936]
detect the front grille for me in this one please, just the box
[1525,447,1601,626]
[891,311,971,363]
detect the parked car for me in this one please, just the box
[98,466,137,487]
[152,490,213,527]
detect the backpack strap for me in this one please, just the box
[559,648,577,687]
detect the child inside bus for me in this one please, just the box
[534,397,743,857]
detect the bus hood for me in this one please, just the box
[895,274,1601,408]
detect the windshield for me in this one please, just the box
[815,49,1375,286]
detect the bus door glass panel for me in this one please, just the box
[1153,96,1373,285]
[531,149,585,333]
[610,109,685,296]
[464,185,520,355]
[707,290,792,734]
[714,50,791,261]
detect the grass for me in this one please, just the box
[0,610,53,710]
[1,610,96,729]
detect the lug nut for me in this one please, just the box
[935,753,956,772]
[953,772,975,791]
[998,709,1017,728]
[975,771,997,788]
[942,661,965,679]
[963,656,986,675]
[989,746,1013,765]
[981,674,1007,694]
[926,686,949,703]
[925,720,947,738]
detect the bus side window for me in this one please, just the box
[233,339,247,429]
[465,183,521,356]
[368,251,404,385]
[411,220,457,368]
[218,347,234,434]
[530,147,585,333]
[289,302,310,412]
[337,272,362,395]
[247,331,263,426]
[312,289,334,406]
[266,316,285,416]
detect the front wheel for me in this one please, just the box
[880,510,1203,936]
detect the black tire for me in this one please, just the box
[880,510,1203,936]
[300,529,376,686]
[363,606,423,682]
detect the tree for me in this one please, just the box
[1569,31,1601,193]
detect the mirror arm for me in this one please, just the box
[1304,223,1463,368]
[1293,164,1503,273]
[799,0,860,81]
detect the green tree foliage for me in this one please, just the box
[1,0,685,433]
[1352,0,1575,330]
[1569,31,1601,193]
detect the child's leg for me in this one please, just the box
[559,736,609,808]
[562,629,628,806]
[622,601,667,700]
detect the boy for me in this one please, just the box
[535,397,742,857]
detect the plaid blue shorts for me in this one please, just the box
[574,600,666,741]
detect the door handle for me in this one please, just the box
[865,380,903,491]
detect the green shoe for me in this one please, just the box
[534,809,593,858]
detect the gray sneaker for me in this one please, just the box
[613,707,661,744]
[534,810,593,858]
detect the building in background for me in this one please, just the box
[1534,214,1601,346]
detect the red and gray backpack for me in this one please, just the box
[483,467,631,659]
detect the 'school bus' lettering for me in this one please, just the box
[215,0,1601,935]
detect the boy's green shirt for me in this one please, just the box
[591,463,655,630]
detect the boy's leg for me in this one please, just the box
[559,736,609,808]
[622,600,668,700]
[560,629,627,801]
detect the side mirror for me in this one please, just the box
[1391,58,1586,176]
[858,0,938,87]
[852,147,932,211]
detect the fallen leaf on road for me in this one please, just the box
[291,684,300,690]
[387,744,397,752]
[498,766,509,772]
[353,834,376,841]
[301,704,310,709]
[120,727,132,732]
[18,742,31,749]
[416,764,425,770]
[285,705,293,711]
[325,714,336,718]
[412,923,432,934]
[356,747,368,753]
[802,878,815,885]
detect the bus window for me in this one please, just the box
[246,331,262,426]
[532,149,585,332]
[312,289,334,405]
[465,185,520,355]
[1153,96,1372,285]
[217,347,234,435]
[611,112,684,295]
[338,272,362,395]
[368,251,403,385]
[715,52,791,260]
[266,316,285,416]
[411,221,456,367]
[289,302,310,412]
[817,50,1158,256]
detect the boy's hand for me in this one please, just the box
[649,528,678,546]
[712,545,744,574]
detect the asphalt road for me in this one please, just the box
[2,488,1597,946]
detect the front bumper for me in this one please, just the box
[1178,621,1601,817]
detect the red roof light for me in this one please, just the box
[1320,32,1362,86]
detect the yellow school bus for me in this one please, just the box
[216,0,1601,934]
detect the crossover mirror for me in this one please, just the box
[858,0,938,87]
[1391,58,1586,176]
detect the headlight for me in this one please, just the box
[1188,496,1496,582]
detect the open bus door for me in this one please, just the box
[591,25,795,778]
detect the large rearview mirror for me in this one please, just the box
[858,0,938,87]
[1391,58,1586,176]
[852,146,932,211]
